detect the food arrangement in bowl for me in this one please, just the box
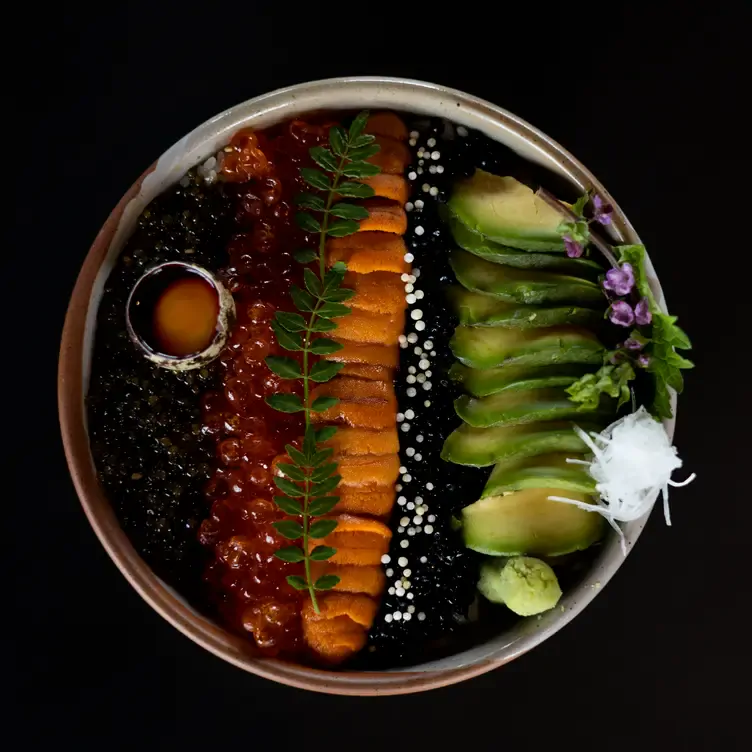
[62,79,695,689]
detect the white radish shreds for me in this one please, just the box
[548,407,696,555]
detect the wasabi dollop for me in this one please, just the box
[478,556,562,616]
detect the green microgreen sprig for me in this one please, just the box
[263,111,380,613]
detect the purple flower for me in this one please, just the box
[637,353,650,368]
[603,263,635,296]
[609,300,635,327]
[635,297,652,326]
[624,337,643,351]
[592,194,613,226]
[563,234,583,258]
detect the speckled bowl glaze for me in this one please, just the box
[59,77,674,695]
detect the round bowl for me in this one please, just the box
[59,76,674,695]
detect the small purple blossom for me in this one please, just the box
[563,234,583,258]
[603,263,635,296]
[592,194,613,226]
[624,337,643,351]
[609,300,635,327]
[637,353,650,368]
[635,297,652,326]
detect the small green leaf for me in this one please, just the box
[314,574,340,591]
[666,366,684,393]
[668,325,691,350]
[271,319,303,351]
[329,202,370,220]
[274,475,304,498]
[265,393,304,413]
[293,248,318,264]
[341,161,380,178]
[265,355,302,379]
[301,425,316,459]
[349,111,370,140]
[311,475,341,495]
[274,546,304,563]
[275,311,307,332]
[348,144,381,161]
[571,192,590,218]
[337,181,375,198]
[274,496,303,515]
[331,261,347,275]
[295,211,322,233]
[304,268,322,297]
[300,167,331,191]
[309,360,344,382]
[323,266,345,291]
[327,218,361,237]
[312,463,339,482]
[664,350,694,370]
[286,575,310,590]
[272,519,304,539]
[329,126,347,156]
[317,302,352,319]
[277,462,307,481]
[294,193,325,211]
[309,519,338,538]
[310,396,338,412]
[308,496,339,516]
[310,318,337,333]
[315,426,338,443]
[310,545,337,561]
[290,284,315,312]
[284,444,308,468]
[350,133,376,148]
[312,448,334,466]
[651,382,673,421]
[309,146,338,172]
[325,288,356,303]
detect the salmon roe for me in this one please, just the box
[199,119,334,657]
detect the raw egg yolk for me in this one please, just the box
[152,277,219,356]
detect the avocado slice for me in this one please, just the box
[449,362,594,397]
[461,488,605,556]
[450,325,604,370]
[455,388,614,428]
[450,250,605,307]
[441,420,601,467]
[449,215,602,279]
[448,170,567,251]
[449,287,602,329]
[482,452,597,497]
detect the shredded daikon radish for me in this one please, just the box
[548,406,695,555]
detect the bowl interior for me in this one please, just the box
[62,77,672,694]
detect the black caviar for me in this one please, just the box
[87,172,234,596]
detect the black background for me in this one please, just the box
[7,3,750,749]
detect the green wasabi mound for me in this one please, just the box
[478,556,562,616]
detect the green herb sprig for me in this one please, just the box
[263,112,380,612]
[543,190,693,421]
[616,244,693,420]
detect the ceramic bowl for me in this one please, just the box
[58,76,673,695]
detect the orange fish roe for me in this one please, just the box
[198,119,333,658]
